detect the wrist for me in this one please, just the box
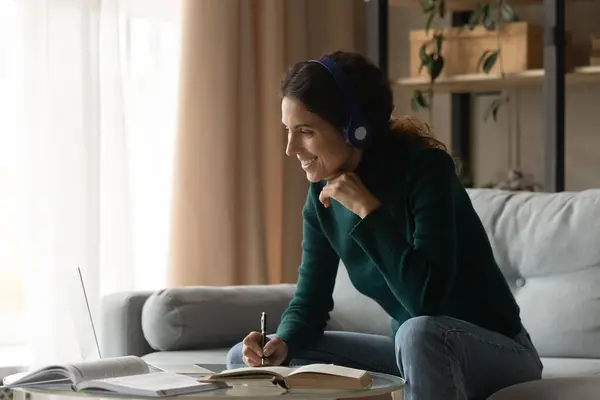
[358,199,381,219]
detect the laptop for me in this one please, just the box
[73,267,215,376]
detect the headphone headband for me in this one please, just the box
[309,57,371,148]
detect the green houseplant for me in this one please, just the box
[410,0,543,191]
[411,0,519,122]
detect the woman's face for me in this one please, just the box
[282,96,360,182]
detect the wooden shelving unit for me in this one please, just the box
[395,66,600,93]
[389,0,596,11]
[365,0,599,192]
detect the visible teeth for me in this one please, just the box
[301,157,317,167]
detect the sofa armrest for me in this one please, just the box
[141,284,296,351]
[100,291,155,357]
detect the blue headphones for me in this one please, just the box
[309,57,372,148]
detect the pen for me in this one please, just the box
[261,312,267,366]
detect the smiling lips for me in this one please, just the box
[299,156,317,169]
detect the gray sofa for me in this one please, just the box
[101,188,600,398]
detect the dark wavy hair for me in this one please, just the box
[279,51,452,159]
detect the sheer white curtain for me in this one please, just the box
[5,0,182,366]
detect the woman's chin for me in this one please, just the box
[304,168,326,183]
[305,172,322,183]
[304,167,341,183]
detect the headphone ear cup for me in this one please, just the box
[354,126,367,141]
[345,119,369,148]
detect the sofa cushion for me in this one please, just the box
[327,262,392,336]
[488,375,600,400]
[541,357,600,378]
[141,284,295,351]
[142,349,229,365]
[467,189,600,359]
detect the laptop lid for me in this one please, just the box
[65,266,102,361]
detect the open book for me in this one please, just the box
[2,355,227,397]
[201,364,372,390]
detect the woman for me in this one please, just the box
[227,51,543,400]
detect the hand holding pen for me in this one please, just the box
[240,312,289,367]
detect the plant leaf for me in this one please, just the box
[419,43,429,62]
[483,49,500,74]
[438,0,446,18]
[433,33,444,55]
[417,90,429,108]
[482,4,496,30]
[500,4,518,22]
[476,49,492,72]
[483,96,508,122]
[411,90,429,111]
[419,59,428,74]
[467,4,484,29]
[429,56,445,82]
[483,100,499,122]
[419,0,436,13]
[425,11,435,34]
[411,95,420,112]
[419,44,432,74]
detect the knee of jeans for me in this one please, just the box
[395,315,445,354]
[226,341,244,367]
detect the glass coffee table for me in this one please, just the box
[8,363,405,400]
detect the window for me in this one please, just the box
[0,0,181,365]
[0,0,26,356]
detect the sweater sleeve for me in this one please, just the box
[349,148,458,316]
[276,187,340,350]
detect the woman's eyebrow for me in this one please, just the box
[282,123,313,131]
[292,124,312,130]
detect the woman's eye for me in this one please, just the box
[301,130,313,136]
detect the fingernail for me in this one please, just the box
[264,348,272,357]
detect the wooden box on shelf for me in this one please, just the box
[592,34,600,50]
[591,35,600,66]
[409,21,570,78]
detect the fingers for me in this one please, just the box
[243,351,263,367]
[319,187,331,208]
[263,337,288,366]
[242,331,264,366]
[262,336,282,357]
[320,173,345,208]
[320,176,344,208]
[243,331,263,355]
[325,171,344,181]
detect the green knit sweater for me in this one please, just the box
[276,143,522,349]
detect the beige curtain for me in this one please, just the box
[168,0,365,287]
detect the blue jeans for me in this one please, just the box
[226,316,543,400]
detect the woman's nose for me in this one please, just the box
[285,136,298,156]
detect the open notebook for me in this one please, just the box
[2,355,228,397]
[201,363,372,390]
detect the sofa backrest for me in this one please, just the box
[467,188,600,358]
[328,188,600,359]
[327,262,391,336]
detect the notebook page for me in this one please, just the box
[77,372,216,394]
[67,356,150,383]
[213,365,294,377]
[289,364,365,379]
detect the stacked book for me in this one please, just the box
[592,35,600,66]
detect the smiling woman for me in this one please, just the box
[228,51,544,400]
